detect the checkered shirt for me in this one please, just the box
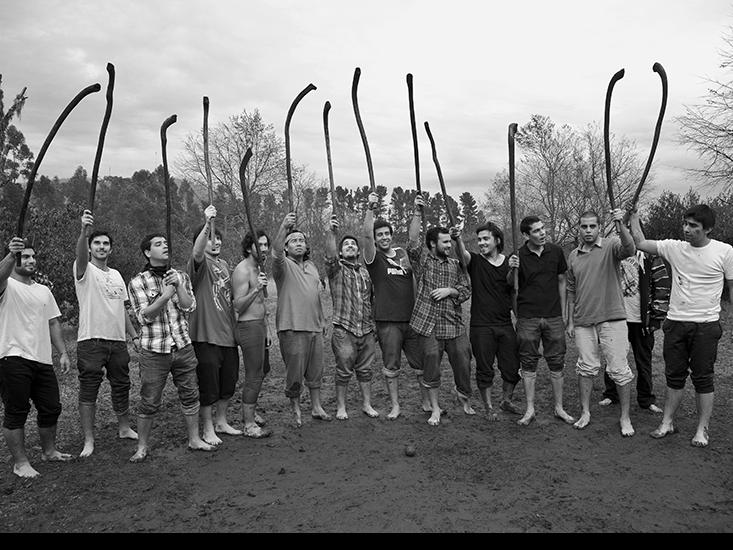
[408,244,471,338]
[128,269,196,353]
[326,257,374,337]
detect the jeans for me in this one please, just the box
[574,320,633,386]
[192,342,239,407]
[375,322,423,378]
[137,345,200,418]
[0,356,62,430]
[420,332,472,398]
[516,316,566,372]
[469,324,520,390]
[236,319,269,405]
[77,339,131,415]
[331,326,376,385]
[602,323,656,407]
[278,330,323,398]
[662,319,722,394]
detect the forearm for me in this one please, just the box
[176,285,194,310]
[141,294,172,320]
[0,252,15,287]
[325,231,338,260]
[456,237,471,266]
[272,225,289,260]
[234,287,262,315]
[619,224,636,256]
[192,224,208,263]
[408,210,422,246]
[75,229,89,276]
[566,292,575,324]
[558,278,567,320]
[49,318,68,357]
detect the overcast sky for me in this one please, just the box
[2,0,731,205]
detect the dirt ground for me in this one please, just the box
[0,291,732,533]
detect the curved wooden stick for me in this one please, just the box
[352,67,375,191]
[604,68,625,233]
[424,121,455,227]
[630,62,668,210]
[508,122,519,308]
[16,82,101,264]
[323,101,336,212]
[239,147,267,298]
[406,73,425,234]
[89,63,114,212]
[160,114,177,268]
[284,83,317,212]
[203,96,215,241]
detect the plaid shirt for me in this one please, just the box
[128,269,196,353]
[408,244,471,339]
[326,257,374,337]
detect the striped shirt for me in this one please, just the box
[408,245,471,339]
[128,269,196,353]
[325,257,374,337]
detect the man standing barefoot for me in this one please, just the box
[325,215,379,420]
[631,206,733,447]
[128,234,214,461]
[363,192,427,420]
[453,222,522,420]
[566,209,636,436]
[0,237,72,477]
[74,210,139,458]
[272,213,331,426]
[187,206,242,445]
[232,229,272,438]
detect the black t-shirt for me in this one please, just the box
[365,247,415,323]
[517,242,567,319]
[467,252,513,326]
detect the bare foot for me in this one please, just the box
[41,450,73,462]
[291,404,302,428]
[387,405,401,420]
[243,424,272,438]
[427,409,442,426]
[118,428,138,440]
[362,405,379,418]
[215,423,243,436]
[500,400,523,415]
[554,408,576,425]
[188,439,216,452]
[691,427,709,448]
[459,399,476,416]
[311,409,333,422]
[650,422,678,439]
[517,410,535,426]
[129,448,148,463]
[254,412,266,426]
[80,440,94,458]
[421,399,432,412]
[336,408,348,421]
[13,462,40,478]
[573,412,591,430]
[620,418,635,437]
[202,430,223,446]
[485,407,499,422]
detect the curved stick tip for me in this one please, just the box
[106,62,115,71]
[92,83,102,92]
[407,73,413,81]
[652,62,666,75]
[324,100,331,110]
[204,96,209,105]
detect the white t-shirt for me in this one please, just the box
[656,238,733,322]
[74,261,129,342]
[0,277,62,364]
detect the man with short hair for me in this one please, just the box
[630,205,733,447]
[128,233,214,461]
[187,205,242,445]
[232,228,272,437]
[508,216,575,426]
[325,214,379,420]
[74,210,139,458]
[363,191,426,420]
[272,212,331,426]
[566,209,636,436]
[453,222,522,420]
[0,237,72,478]
[409,195,474,426]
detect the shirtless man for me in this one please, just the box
[74,210,139,457]
[232,229,272,438]
[0,237,73,477]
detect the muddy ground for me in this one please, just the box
[1,292,731,533]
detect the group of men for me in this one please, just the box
[1,192,731,478]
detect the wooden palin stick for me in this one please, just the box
[406,73,425,234]
[423,121,456,227]
[352,67,375,191]
[603,68,625,234]
[323,101,336,212]
[160,114,177,268]
[89,63,115,215]
[203,96,215,242]
[508,122,519,308]
[284,83,317,212]
[16,82,101,265]
[239,147,267,298]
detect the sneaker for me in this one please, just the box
[648,404,663,414]
[598,398,614,406]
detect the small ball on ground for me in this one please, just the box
[404,444,416,457]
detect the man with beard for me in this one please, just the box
[508,216,575,426]
[272,212,331,426]
[128,233,214,461]
[409,195,474,426]
[0,237,72,478]
[363,192,426,420]
[187,206,242,445]
[325,215,378,420]
[630,206,733,447]
[74,210,139,458]
[232,228,272,437]
[452,222,522,420]
[566,209,636,436]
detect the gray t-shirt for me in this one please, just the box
[272,254,325,333]
[186,255,236,347]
